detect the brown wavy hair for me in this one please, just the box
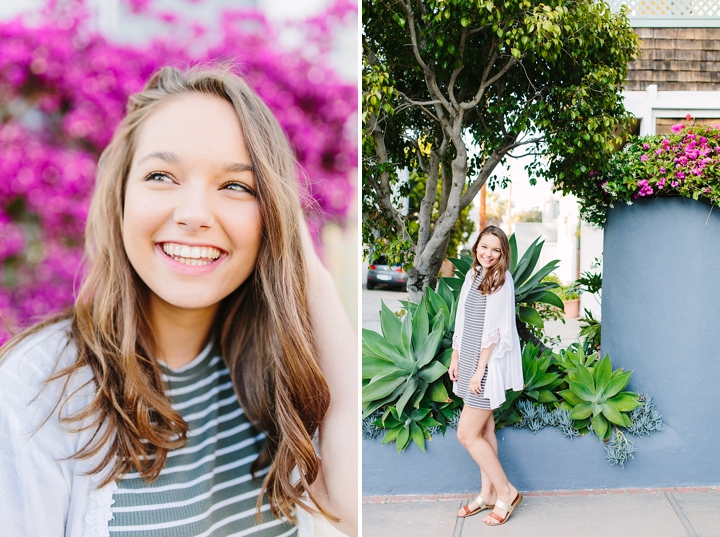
[470,225,510,295]
[0,66,331,523]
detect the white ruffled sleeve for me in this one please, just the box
[481,272,518,359]
[480,272,525,408]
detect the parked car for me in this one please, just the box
[366,256,407,290]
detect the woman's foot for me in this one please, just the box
[482,485,520,526]
[457,491,496,518]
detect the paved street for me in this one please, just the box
[363,489,720,537]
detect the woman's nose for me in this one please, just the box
[173,183,215,231]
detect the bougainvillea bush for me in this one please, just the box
[0,0,357,342]
[580,120,720,226]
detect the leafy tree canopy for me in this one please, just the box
[363,0,639,301]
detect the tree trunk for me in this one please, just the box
[407,232,452,303]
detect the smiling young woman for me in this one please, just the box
[0,67,357,537]
[448,225,524,527]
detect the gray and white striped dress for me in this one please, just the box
[453,272,493,409]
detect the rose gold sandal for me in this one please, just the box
[458,495,495,518]
[484,492,522,526]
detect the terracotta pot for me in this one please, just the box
[563,298,580,318]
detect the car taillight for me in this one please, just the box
[395,267,404,272]
[369,265,376,270]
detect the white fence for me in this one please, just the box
[607,0,720,25]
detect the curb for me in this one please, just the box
[362,486,720,504]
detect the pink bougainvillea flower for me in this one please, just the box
[640,154,648,162]
[686,113,692,120]
[671,124,684,133]
[0,0,358,342]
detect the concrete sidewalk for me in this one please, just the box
[362,488,720,537]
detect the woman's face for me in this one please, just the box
[123,93,262,315]
[476,233,503,271]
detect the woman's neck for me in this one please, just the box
[147,293,218,368]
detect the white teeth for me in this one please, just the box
[160,242,222,265]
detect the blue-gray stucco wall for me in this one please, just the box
[363,197,720,495]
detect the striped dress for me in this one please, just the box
[108,344,297,537]
[453,273,493,410]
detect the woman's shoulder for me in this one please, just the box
[0,319,92,419]
[0,319,74,383]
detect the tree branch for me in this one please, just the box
[400,0,455,118]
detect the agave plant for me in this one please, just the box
[560,355,642,441]
[362,297,458,451]
[521,342,563,404]
[448,234,564,330]
[375,406,442,452]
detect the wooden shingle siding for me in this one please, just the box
[627,27,720,90]
[656,117,720,134]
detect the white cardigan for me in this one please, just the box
[452,269,524,408]
[0,321,324,537]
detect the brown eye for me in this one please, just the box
[222,181,256,196]
[145,172,174,183]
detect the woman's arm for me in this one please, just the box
[302,226,358,536]
[468,342,495,395]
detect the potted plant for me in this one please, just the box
[558,285,580,319]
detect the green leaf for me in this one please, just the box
[512,236,543,286]
[410,422,425,451]
[509,234,518,272]
[396,377,418,417]
[362,383,406,418]
[410,407,430,421]
[602,403,632,427]
[426,288,451,327]
[518,306,544,329]
[537,390,558,403]
[362,375,407,403]
[411,299,429,352]
[522,289,565,310]
[428,379,450,402]
[362,329,413,370]
[362,355,396,379]
[568,379,595,402]
[412,379,429,408]
[400,308,414,361]
[606,393,642,412]
[602,370,632,399]
[569,402,592,420]
[416,328,444,369]
[593,355,612,389]
[380,302,403,351]
[558,388,584,407]
[437,348,453,368]
[381,426,399,445]
[418,360,447,383]
[397,426,410,452]
[418,415,442,428]
[591,413,609,441]
[574,364,596,394]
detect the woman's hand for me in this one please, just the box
[448,349,459,381]
[469,368,484,395]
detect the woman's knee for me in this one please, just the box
[456,426,474,448]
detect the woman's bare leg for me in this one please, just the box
[455,405,518,522]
